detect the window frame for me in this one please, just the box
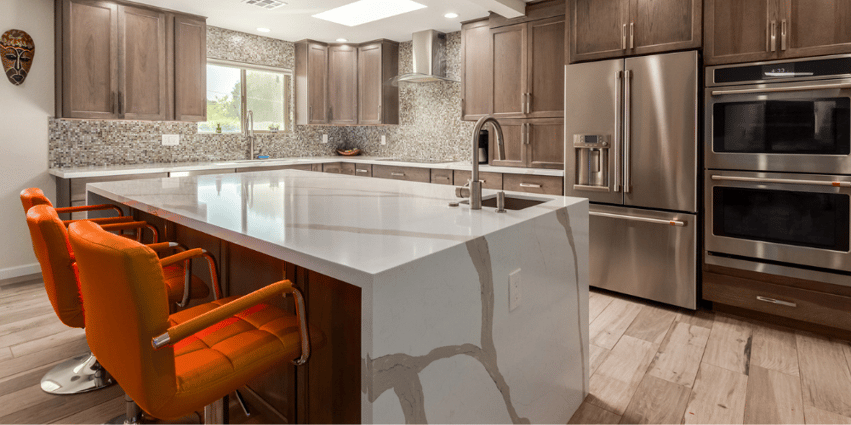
[201,59,294,134]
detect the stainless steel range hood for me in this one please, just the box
[390,30,459,85]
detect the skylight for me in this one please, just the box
[313,0,427,27]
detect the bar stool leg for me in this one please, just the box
[124,394,143,425]
[203,397,226,424]
[234,390,250,417]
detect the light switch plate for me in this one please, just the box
[322,134,328,144]
[509,269,521,311]
[380,135,387,145]
[162,134,180,146]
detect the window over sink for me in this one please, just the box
[198,60,293,134]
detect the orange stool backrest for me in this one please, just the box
[25,205,85,328]
[20,187,53,213]
[67,221,177,410]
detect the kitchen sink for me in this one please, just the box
[460,194,548,211]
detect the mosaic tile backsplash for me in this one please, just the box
[49,28,473,168]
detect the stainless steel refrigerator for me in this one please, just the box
[564,50,698,309]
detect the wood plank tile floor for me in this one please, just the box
[5,276,851,424]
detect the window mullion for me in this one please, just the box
[241,69,248,132]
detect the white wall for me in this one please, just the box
[0,0,54,279]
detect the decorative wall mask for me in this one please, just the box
[1,29,35,86]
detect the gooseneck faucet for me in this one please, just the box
[456,115,505,210]
[246,110,255,160]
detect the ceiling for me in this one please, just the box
[131,0,529,44]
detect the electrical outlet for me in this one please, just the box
[322,134,328,144]
[162,134,180,146]
[509,269,521,311]
[380,135,387,145]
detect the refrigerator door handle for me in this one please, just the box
[623,69,632,193]
[590,211,686,227]
[614,70,623,193]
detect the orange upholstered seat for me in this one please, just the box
[21,187,133,225]
[68,220,316,421]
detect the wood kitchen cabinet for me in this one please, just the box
[705,0,851,65]
[296,40,329,125]
[56,0,206,121]
[358,40,399,125]
[491,23,527,119]
[492,119,564,169]
[328,45,358,125]
[461,18,492,121]
[569,0,701,63]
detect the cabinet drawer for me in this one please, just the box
[704,272,851,332]
[170,169,234,177]
[354,164,372,177]
[323,163,343,174]
[71,173,169,202]
[430,169,454,185]
[340,162,356,175]
[311,163,323,172]
[238,164,312,173]
[373,165,431,183]
[453,170,503,190]
[503,174,563,195]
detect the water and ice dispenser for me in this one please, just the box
[573,134,610,191]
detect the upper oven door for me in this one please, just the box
[705,170,851,272]
[705,79,851,174]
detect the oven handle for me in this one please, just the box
[711,175,851,188]
[711,82,851,96]
[590,211,685,227]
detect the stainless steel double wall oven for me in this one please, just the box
[705,54,851,282]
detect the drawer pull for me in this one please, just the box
[756,296,797,308]
[519,183,542,188]
[391,172,405,177]
[356,169,369,173]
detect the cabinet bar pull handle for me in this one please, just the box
[781,19,787,51]
[356,169,369,173]
[756,296,797,308]
[771,20,777,52]
[391,172,405,177]
[622,24,627,50]
[629,22,634,49]
[519,183,542,188]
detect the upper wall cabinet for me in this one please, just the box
[461,18,492,121]
[569,0,702,63]
[358,40,399,125]
[295,40,329,125]
[705,0,851,65]
[328,44,358,125]
[56,0,207,121]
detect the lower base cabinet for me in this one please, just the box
[502,174,563,195]
[372,165,431,183]
[453,170,503,190]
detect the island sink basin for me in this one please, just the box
[460,194,548,211]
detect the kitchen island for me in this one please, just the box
[86,170,589,424]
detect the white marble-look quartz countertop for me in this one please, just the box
[87,170,580,288]
[50,156,565,179]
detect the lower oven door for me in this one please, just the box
[590,204,697,309]
[705,170,851,272]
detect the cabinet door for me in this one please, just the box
[630,0,702,55]
[328,45,358,125]
[570,0,629,63]
[491,120,527,168]
[527,16,565,118]
[491,24,527,119]
[780,0,851,59]
[705,0,778,65]
[61,0,119,119]
[174,15,207,122]
[308,43,329,124]
[462,19,492,121]
[527,119,565,169]
[358,43,382,125]
[118,5,167,121]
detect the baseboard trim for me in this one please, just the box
[0,263,41,283]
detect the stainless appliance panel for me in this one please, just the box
[625,51,699,212]
[705,78,851,174]
[590,204,697,309]
[705,169,851,272]
[564,59,624,205]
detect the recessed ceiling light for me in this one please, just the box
[336,38,349,42]
[257,28,271,33]
[444,12,459,19]
[242,0,287,10]
[313,0,427,27]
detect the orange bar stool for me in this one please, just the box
[68,220,319,423]
[24,205,220,395]
[21,187,158,242]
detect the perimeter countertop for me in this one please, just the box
[87,170,581,288]
[49,156,565,179]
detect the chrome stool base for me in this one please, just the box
[40,352,114,395]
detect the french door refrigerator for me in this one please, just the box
[564,50,699,309]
